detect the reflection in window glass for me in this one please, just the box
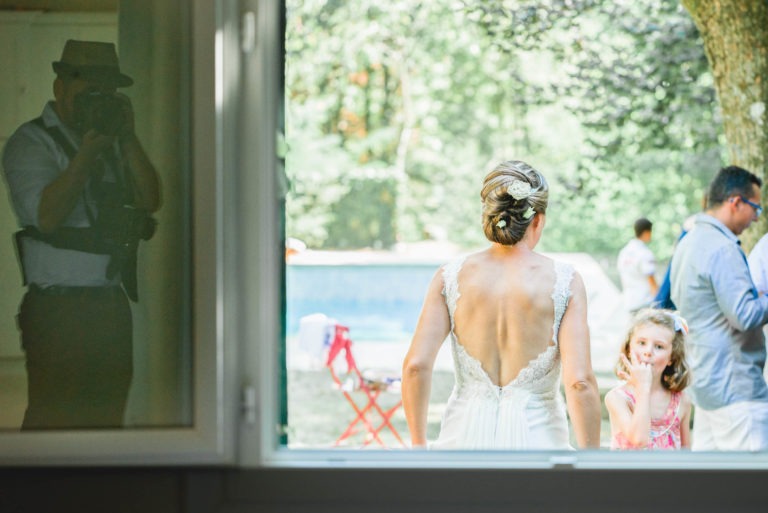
[0,3,191,430]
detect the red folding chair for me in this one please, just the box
[325,324,405,448]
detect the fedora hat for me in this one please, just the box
[52,39,133,87]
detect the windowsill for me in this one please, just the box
[260,446,768,470]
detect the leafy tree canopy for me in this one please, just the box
[285,0,721,261]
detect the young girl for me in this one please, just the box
[605,308,692,450]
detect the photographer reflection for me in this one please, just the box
[1,40,161,429]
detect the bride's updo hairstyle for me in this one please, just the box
[480,160,549,245]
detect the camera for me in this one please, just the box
[96,203,157,249]
[73,90,126,136]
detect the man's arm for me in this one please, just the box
[120,133,161,213]
[748,235,768,295]
[647,274,658,297]
[116,93,161,213]
[713,244,768,331]
[37,131,114,233]
[641,245,658,296]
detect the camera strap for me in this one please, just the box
[31,117,121,223]
[19,225,112,255]
[24,117,142,301]
[32,116,103,230]
[32,117,77,160]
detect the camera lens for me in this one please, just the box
[92,96,126,136]
[73,91,125,136]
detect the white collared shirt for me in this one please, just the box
[617,237,656,312]
[1,102,119,287]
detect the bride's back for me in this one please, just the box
[452,250,557,387]
[402,159,601,450]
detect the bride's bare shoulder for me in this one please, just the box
[454,248,492,269]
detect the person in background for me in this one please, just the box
[1,40,161,429]
[749,232,768,297]
[653,194,707,310]
[671,165,768,451]
[605,308,692,450]
[617,218,658,314]
[748,226,768,382]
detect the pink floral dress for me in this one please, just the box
[610,386,683,450]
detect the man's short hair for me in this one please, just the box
[634,218,652,238]
[707,165,762,208]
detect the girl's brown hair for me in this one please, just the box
[615,308,691,392]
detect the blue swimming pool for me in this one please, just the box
[286,263,441,342]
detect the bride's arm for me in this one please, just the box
[558,271,602,448]
[402,270,450,448]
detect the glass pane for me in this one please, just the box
[0,2,192,430]
[281,0,725,454]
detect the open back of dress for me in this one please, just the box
[430,256,575,450]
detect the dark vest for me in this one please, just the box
[14,118,156,301]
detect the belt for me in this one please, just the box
[29,283,122,297]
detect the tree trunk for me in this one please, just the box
[681,0,768,249]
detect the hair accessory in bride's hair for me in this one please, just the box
[671,313,689,334]
[523,206,535,219]
[507,180,532,200]
[496,218,507,228]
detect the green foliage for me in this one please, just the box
[286,0,534,249]
[541,149,714,260]
[469,0,721,259]
[325,171,397,250]
[285,0,722,260]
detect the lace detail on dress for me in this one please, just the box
[433,256,575,449]
[451,341,501,398]
[441,256,466,332]
[551,261,575,346]
[452,340,560,393]
[506,345,558,388]
[443,256,575,390]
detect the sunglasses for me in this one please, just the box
[740,195,763,217]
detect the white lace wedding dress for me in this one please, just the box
[430,256,575,450]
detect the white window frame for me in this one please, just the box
[3,0,768,471]
[0,0,235,466]
[240,0,768,471]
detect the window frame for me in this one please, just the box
[248,0,768,471]
[4,0,768,471]
[0,0,235,466]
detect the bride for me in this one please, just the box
[402,160,601,449]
